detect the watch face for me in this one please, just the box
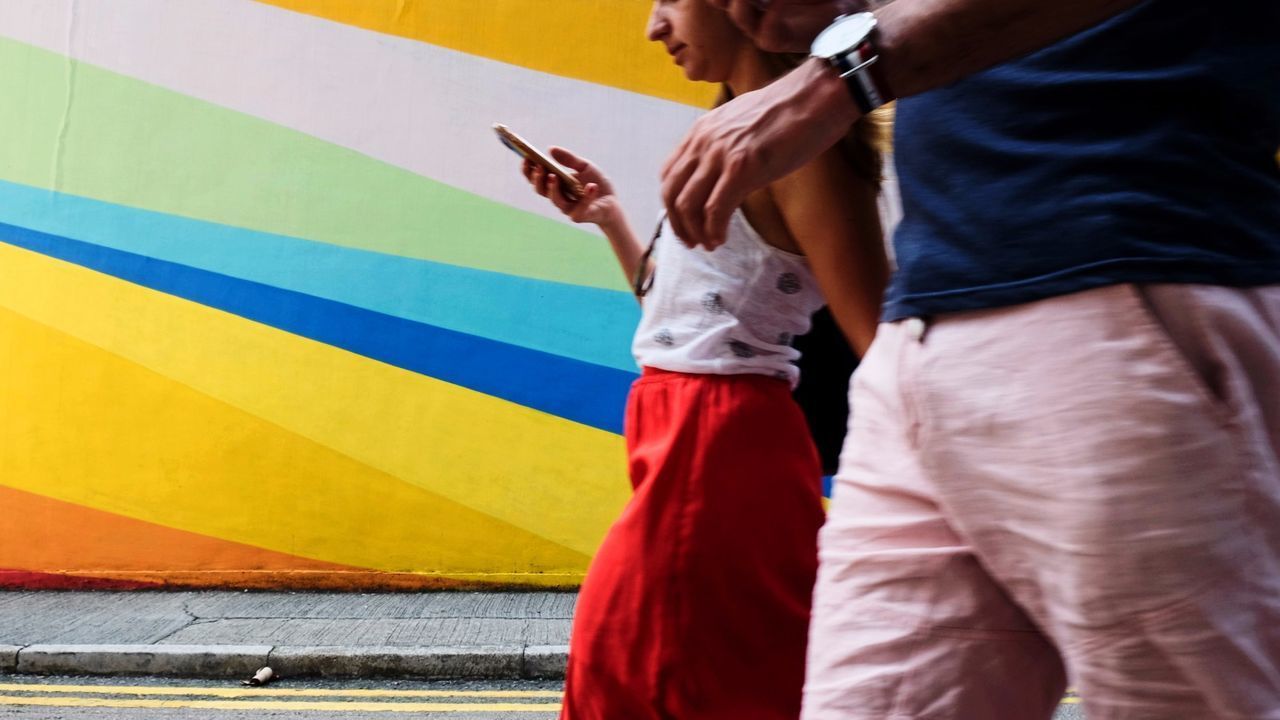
[812,12,877,58]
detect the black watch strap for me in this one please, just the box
[828,43,887,115]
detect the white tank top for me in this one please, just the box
[632,209,827,387]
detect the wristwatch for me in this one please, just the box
[810,12,890,115]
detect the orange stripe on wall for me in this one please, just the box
[0,484,354,573]
[0,485,491,590]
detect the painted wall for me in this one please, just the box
[0,0,717,590]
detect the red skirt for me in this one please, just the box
[562,368,825,719]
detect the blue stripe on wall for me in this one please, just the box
[0,221,634,434]
[0,180,640,373]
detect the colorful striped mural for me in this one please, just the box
[0,0,716,589]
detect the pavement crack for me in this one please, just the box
[147,600,201,644]
[148,625,189,645]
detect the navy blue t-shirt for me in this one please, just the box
[883,0,1280,321]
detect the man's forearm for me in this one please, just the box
[873,0,1144,98]
[657,0,1151,249]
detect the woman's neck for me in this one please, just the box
[724,47,779,97]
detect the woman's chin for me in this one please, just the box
[678,64,705,82]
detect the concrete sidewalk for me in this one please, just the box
[0,591,574,680]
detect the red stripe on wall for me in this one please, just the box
[0,569,160,591]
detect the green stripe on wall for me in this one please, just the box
[0,37,626,291]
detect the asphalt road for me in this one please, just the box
[0,675,1085,718]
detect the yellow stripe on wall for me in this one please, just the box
[0,305,587,581]
[0,242,630,564]
[251,0,717,108]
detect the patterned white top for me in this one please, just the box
[632,209,827,387]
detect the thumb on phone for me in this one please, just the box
[549,146,588,172]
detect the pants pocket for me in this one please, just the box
[1128,283,1233,426]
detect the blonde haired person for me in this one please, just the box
[515,1,890,717]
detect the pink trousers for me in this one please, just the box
[803,283,1280,720]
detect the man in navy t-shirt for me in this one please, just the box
[660,0,1280,717]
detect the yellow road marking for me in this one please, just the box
[0,682,1081,711]
[0,682,560,699]
[0,695,559,713]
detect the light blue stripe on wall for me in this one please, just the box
[0,179,640,373]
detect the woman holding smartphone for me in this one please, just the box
[517,1,890,717]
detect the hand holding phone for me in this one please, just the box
[498,123,621,227]
[494,123,585,201]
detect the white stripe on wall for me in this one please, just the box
[0,0,703,232]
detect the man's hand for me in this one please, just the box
[708,0,861,53]
[667,0,1148,249]
[660,58,859,249]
